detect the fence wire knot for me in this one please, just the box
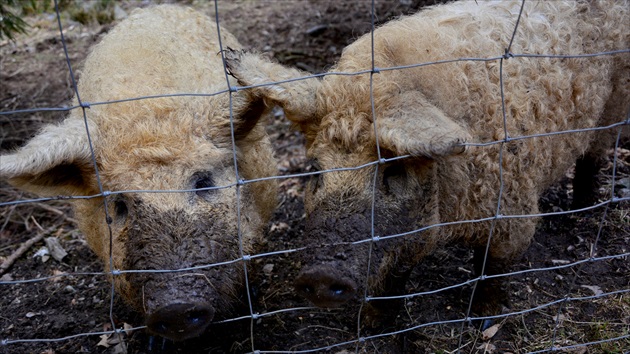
[503,49,514,59]
[371,235,381,242]
[228,85,239,93]
[80,102,91,109]
[111,269,122,276]
[612,196,623,203]
[242,255,252,262]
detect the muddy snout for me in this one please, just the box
[135,272,227,341]
[294,265,358,308]
[146,302,215,341]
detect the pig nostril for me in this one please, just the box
[298,284,314,295]
[155,321,168,333]
[295,268,358,308]
[186,309,211,325]
[147,303,215,341]
[330,283,349,296]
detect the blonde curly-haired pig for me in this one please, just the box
[0,5,277,341]
[225,0,629,324]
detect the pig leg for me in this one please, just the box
[471,247,511,329]
[573,61,630,209]
[572,152,603,209]
[362,265,413,328]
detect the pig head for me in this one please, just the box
[291,98,468,309]
[225,49,470,309]
[0,5,277,341]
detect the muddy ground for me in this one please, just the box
[1,1,628,353]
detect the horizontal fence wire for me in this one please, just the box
[1,0,629,353]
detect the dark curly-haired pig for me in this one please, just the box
[224,0,629,324]
[0,5,277,341]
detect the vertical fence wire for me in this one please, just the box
[212,1,258,351]
[357,0,382,351]
[52,0,123,347]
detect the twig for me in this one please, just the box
[35,202,78,225]
[0,227,51,276]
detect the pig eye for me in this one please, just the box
[110,197,128,223]
[310,174,323,195]
[193,174,215,198]
[382,163,406,193]
[115,200,128,218]
[307,158,321,173]
[307,159,323,194]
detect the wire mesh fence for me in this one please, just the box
[1,0,629,353]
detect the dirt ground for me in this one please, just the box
[1,1,628,353]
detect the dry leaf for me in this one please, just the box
[33,247,50,263]
[113,341,128,354]
[45,237,68,262]
[97,334,110,348]
[551,259,570,265]
[263,263,275,276]
[123,322,133,334]
[553,314,566,323]
[107,333,124,345]
[270,222,289,233]
[286,185,301,198]
[581,285,603,296]
[481,324,500,340]
[51,269,65,282]
[476,342,496,353]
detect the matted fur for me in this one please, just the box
[0,5,277,340]
[226,0,629,317]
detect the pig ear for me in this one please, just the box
[224,49,321,126]
[229,93,268,141]
[376,92,471,158]
[0,118,98,197]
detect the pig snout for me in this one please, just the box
[139,275,222,341]
[146,302,215,341]
[294,264,357,308]
[295,212,371,307]
[135,270,238,341]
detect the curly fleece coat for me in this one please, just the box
[0,5,277,340]
[226,0,629,318]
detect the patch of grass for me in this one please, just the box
[0,0,74,41]
[588,322,630,353]
[68,0,116,26]
[0,0,32,40]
